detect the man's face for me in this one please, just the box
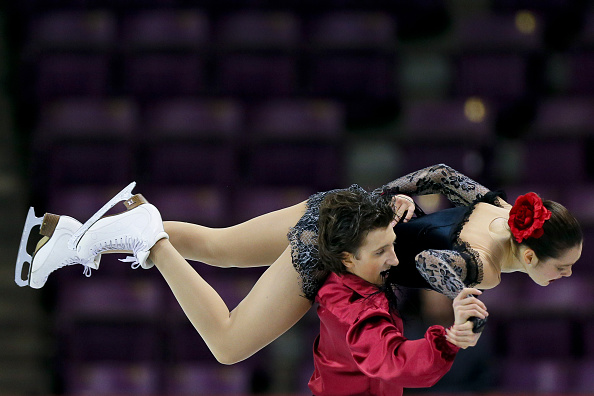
[344,225,399,286]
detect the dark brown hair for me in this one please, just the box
[517,200,583,260]
[317,189,394,274]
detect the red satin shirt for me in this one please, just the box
[309,272,459,395]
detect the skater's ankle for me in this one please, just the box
[148,238,170,264]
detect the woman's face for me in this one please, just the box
[528,244,582,286]
[344,225,399,286]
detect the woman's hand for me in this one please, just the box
[452,288,488,325]
[390,195,415,225]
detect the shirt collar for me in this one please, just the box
[331,272,381,296]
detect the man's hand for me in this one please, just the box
[446,321,480,349]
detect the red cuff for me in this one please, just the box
[428,325,459,362]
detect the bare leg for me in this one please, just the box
[150,238,312,364]
[164,201,307,268]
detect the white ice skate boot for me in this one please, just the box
[15,208,101,289]
[74,192,168,270]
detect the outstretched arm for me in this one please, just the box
[376,164,491,207]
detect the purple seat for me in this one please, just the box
[520,140,586,183]
[248,100,344,140]
[574,229,594,277]
[574,359,594,393]
[400,99,494,143]
[454,54,528,101]
[36,54,111,99]
[456,12,543,51]
[144,144,237,186]
[123,54,205,97]
[142,99,242,187]
[64,363,159,395]
[308,55,396,98]
[57,278,162,318]
[246,143,343,189]
[577,13,594,47]
[522,276,594,313]
[35,98,138,185]
[28,10,117,52]
[165,363,250,394]
[121,10,210,51]
[529,97,594,137]
[217,11,301,49]
[166,322,216,362]
[566,52,594,96]
[561,185,594,227]
[505,319,572,358]
[499,359,572,393]
[584,320,594,357]
[63,323,161,361]
[145,186,229,226]
[502,184,561,205]
[47,143,134,185]
[308,11,396,49]
[491,0,571,11]
[217,54,298,96]
[144,99,243,140]
[478,273,524,316]
[232,186,312,223]
[398,146,486,181]
[37,98,139,140]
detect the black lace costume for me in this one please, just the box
[287,164,505,301]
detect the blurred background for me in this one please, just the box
[1,0,594,394]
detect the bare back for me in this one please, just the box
[459,201,513,289]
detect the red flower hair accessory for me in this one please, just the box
[508,192,552,243]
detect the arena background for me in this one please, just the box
[1,0,594,394]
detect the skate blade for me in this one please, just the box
[68,182,137,250]
[15,207,43,287]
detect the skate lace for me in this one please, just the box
[90,236,148,269]
[43,258,92,285]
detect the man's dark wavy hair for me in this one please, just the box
[318,189,401,312]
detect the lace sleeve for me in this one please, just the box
[414,249,469,300]
[376,164,491,207]
[415,249,488,333]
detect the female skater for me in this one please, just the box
[18,164,582,364]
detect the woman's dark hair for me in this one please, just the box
[318,189,394,275]
[518,200,583,260]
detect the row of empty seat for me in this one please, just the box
[56,358,594,395]
[23,8,594,52]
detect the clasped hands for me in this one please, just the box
[446,288,489,349]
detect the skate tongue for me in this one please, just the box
[68,182,137,250]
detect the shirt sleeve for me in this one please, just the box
[375,163,491,207]
[346,309,460,389]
